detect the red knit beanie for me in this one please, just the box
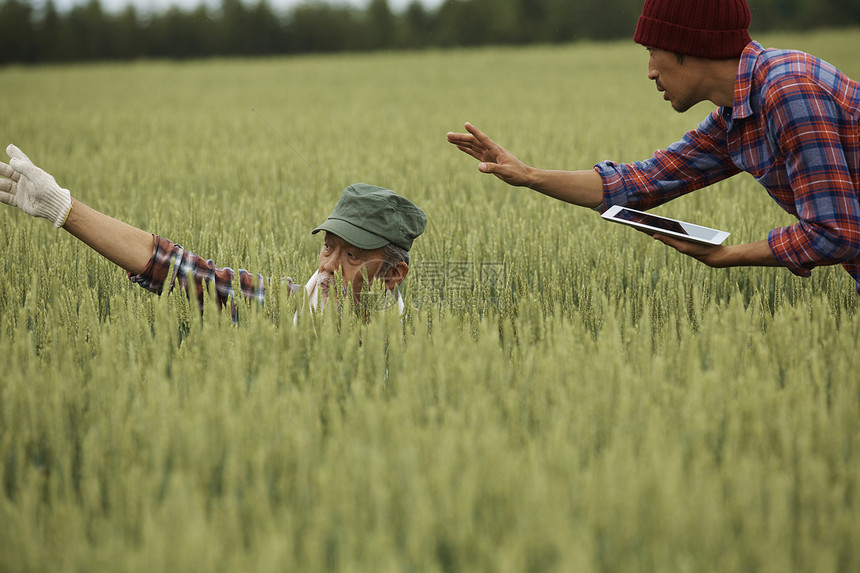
[634,0,752,59]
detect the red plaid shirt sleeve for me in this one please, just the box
[128,235,287,318]
[595,111,742,212]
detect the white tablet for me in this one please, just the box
[601,205,730,246]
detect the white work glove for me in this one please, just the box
[0,144,72,228]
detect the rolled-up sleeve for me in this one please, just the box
[594,110,742,213]
[128,235,277,316]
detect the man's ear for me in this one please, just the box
[383,262,409,290]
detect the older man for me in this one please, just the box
[0,144,426,316]
[448,0,860,295]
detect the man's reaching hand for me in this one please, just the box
[446,122,535,188]
[0,144,72,228]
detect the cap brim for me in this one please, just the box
[312,218,390,250]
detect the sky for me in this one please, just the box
[50,0,446,15]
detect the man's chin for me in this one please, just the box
[671,100,693,113]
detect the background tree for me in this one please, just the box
[400,0,431,49]
[0,0,859,65]
[286,2,359,54]
[365,0,395,50]
[0,0,37,63]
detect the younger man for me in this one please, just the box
[448,0,860,294]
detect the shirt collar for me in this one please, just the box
[731,41,764,120]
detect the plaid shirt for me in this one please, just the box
[596,41,860,293]
[128,235,284,319]
[127,236,405,319]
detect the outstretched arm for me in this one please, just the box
[63,198,154,275]
[446,122,604,209]
[447,127,783,269]
[0,144,153,275]
[2,144,286,318]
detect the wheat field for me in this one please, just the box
[1,29,859,572]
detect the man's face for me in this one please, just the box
[315,232,407,307]
[647,47,702,113]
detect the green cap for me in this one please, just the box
[312,183,427,251]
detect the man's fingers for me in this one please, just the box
[6,144,33,165]
[9,157,37,179]
[653,234,687,251]
[449,127,503,162]
[477,161,503,176]
[446,131,478,147]
[447,131,489,162]
[463,122,494,145]
[479,162,509,176]
[449,123,495,148]
[1,151,24,208]
[0,160,20,182]
[654,233,717,259]
[454,143,484,162]
[450,124,515,179]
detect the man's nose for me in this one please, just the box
[322,254,340,273]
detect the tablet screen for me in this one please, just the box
[614,208,690,235]
[603,206,728,245]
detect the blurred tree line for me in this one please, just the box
[1,0,859,64]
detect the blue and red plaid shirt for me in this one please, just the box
[127,235,403,319]
[596,41,860,294]
[128,235,284,318]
